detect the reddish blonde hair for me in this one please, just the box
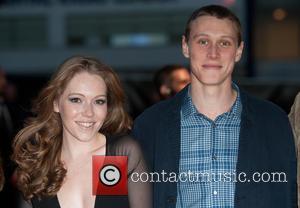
[12,56,132,199]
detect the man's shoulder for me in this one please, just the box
[241,90,287,119]
[135,96,178,122]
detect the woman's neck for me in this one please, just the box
[61,133,106,162]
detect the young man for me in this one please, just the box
[133,5,297,208]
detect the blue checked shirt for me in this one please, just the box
[176,84,242,208]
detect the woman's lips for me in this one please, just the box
[75,121,95,128]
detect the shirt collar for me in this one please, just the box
[181,82,242,120]
[226,82,242,119]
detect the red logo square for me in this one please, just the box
[92,156,128,195]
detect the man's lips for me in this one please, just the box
[202,64,222,69]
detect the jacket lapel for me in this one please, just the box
[155,88,186,175]
[153,87,186,208]
[235,90,261,207]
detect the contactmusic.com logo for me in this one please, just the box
[92,156,128,195]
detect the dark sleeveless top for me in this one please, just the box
[31,135,151,208]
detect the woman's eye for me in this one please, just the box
[69,97,81,103]
[95,99,106,105]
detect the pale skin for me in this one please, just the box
[53,72,108,208]
[182,15,244,120]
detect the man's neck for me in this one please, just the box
[190,80,237,121]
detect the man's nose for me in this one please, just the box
[207,43,220,59]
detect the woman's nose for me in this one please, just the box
[82,103,94,117]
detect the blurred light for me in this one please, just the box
[273,8,287,21]
[223,0,235,6]
[110,33,168,47]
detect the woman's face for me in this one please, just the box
[54,71,108,142]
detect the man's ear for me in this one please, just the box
[53,100,59,113]
[182,36,190,58]
[160,85,171,97]
[235,41,244,62]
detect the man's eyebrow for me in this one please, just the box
[192,33,236,41]
[191,33,209,39]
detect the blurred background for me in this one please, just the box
[0,0,299,207]
[0,0,299,117]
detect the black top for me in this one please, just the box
[31,135,152,208]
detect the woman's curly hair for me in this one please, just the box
[12,56,132,200]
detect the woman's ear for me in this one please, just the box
[53,100,59,113]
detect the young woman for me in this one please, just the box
[12,56,151,208]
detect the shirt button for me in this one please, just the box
[213,190,218,195]
[212,155,217,160]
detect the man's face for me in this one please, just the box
[170,68,191,93]
[182,15,243,87]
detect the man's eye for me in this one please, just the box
[95,99,106,105]
[69,97,81,103]
[198,39,209,46]
[219,40,231,47]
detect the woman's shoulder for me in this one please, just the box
[106,134,146,174]
[106,134,142,157]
